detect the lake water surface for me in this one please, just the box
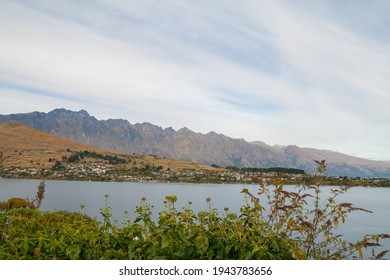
[1,178,389,258]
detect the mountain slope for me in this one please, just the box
[1,109,390,177]
[0,121,214,171]
[0,121,110,168]
[252,142,390,177]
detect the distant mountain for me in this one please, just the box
[1,108,390,177]
[0,121,214,171]
[0,120,117,168]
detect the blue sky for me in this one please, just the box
[0,0,389,161]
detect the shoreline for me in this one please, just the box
[1,170,389,187]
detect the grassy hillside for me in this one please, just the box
[0,122,216,171]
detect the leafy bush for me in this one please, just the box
[0,198,33,210]
[0,198,302,260]
[0,201,6,210]
[0,208,103,259]
[111,196,303,260]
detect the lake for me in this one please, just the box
[1,178,389,258]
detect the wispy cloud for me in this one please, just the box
[0,0,389,160]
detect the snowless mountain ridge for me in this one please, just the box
[1,108,390,177]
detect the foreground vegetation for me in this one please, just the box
[1,162,389,260]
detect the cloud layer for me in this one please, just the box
[1,0,389,160]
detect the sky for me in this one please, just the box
[0,0,389,161]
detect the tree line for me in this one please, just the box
[225,166,305,174]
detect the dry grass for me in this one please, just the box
[0,122,217,171]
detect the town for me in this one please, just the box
[1,150,389,187]
[0,161,305,184]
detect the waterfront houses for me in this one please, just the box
[1,163,389,186]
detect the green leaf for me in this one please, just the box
[23,238,30,253]
[161,235,170,249]
[66,244,81,260]
[271,239,280,253]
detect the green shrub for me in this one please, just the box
[2,198,33,210]
[0,197,303,260]
[0,201,6,210]
[0,209,103,260]
[111,195,303,260]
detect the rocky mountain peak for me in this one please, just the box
[1,108,390,177]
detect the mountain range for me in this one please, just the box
[0,121,215,171]
[1,108,390,177]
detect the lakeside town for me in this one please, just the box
[1,155,389,187]
[0,161,304,184]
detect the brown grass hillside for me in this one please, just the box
[0,122,216,171]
